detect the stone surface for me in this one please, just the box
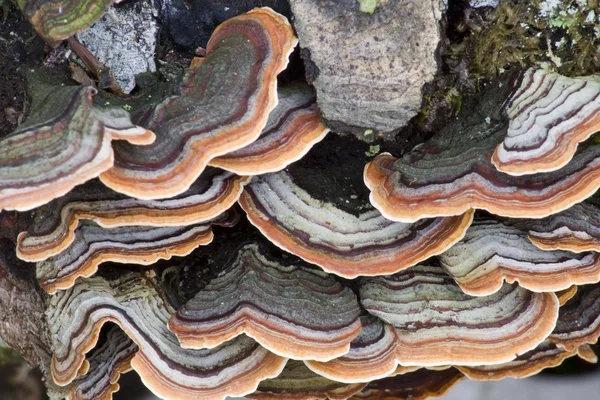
[288,0,443,140]
[76,0,157,94]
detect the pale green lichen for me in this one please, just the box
[357,0,379,14]
[365,144,380,157]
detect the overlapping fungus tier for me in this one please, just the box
[351,368,465,400]
[17,169,249,262]
[36,210,238,294]
[100,8,297,199]
[0,85,153,213]
[512,199,600,253]
[457,341,596,381]
[169,241,362,361]
[304,315,417,383]
[364,74,600,223]
[247,360,367,400]
[492,68,600,175]
[359,265,559,366]
[210,83,329,175]
[240,147,473,278]
[549,282,600,350]
[17,0,124,44]
[67,326,137,400]
[47,272,287,400]
[438,218,600,296]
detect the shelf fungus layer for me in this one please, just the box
[17,0,124,44]
[37,210,238,294]
[364,74,600,223]
[17,170,248,262]
[351,368,465,400]
[304,315,418,383]
[438,218,600,296]
[100,8,297,199]
[239,136,473,278]
[67,325,137,400]
[210,83,329,175]
[513,200,600,253]
[247,360,367,400]
[47,272,287,400]
[359,265,559,366]
[549,282,600,350]
[0,85,152,213]
[492,69,600,175]
[457,341,595,380]
[169,242,361,361]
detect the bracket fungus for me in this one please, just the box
[438,218,600,296]
[492,69,600,175]
[210,83,329,175]
[514,199,600,253]
[36,210,237,294]
[364,73,600,222]
[99,8,298,199]
[48,272,287,400]
[304,315,416,384]
[351,368,465,400]
[240,135,473,278]
[549,282,600,351]
[16,170,249,262]
[67,326,137,400]
[16,0,124,44]
[169,241,362,361]
[248,360,367,400]
[359,265,559,366]
[457,341,597,381]
[0,85,153,213]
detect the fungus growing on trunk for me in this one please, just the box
[99,8,297,199]
[169,241,362,361]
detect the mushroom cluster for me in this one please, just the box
[3,5,600,400]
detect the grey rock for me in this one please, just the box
[289,0,444,141]
[77,1,157,94]
[469,0,499,7]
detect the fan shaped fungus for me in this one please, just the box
[364,74,600,222]
[17,170,248,262]
[99,8,297,199]
[438,218,600,296]
[37,210,238,294]
[359,265,559,366]
[169,241,362,361]
[47,272,287,400]
[240,143,473,278]
[210,83,329,175]
[492,69,600,175]
[0,85,153,213]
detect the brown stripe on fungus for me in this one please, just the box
[100,8,297,199]
[359,265,559,366]
[247,360,367,400]
[557,286,579,306]
[457,341,595,381]
[514,200,600,253]
[67,326,137,400]
[239,170,473,279]
[305,315,417,383]
[37,210,238,294]
[438,218,600,296]
[17,170,249,262]
[0,85,153,213]
[549,282,600,350]
[210,83,329,175]
[364,73,600,223]
[169,241,361,361]
[492,69,600,176]
[47,272,287,399]
[350,368,464,400]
